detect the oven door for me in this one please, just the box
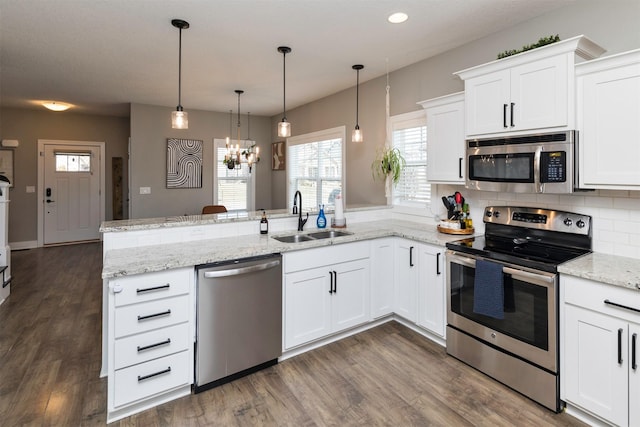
[446,250,557,372]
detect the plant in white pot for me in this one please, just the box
[371,146,406,201]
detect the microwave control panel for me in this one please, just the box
[540,151,566,183]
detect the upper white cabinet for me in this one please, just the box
[418,92,465,184]
[455,35,605,138]
[576,49,640,190]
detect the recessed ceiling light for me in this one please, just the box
[42,101,72,111]
[388,12,408,24]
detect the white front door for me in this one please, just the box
[43,143,102,244]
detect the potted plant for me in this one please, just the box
[372,146,405,184]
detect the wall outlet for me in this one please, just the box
[139,187,151,195]
[26,186,36,193]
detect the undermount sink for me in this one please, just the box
[272,234,315,243]
[307,230,353,239]
[272,230,353,243]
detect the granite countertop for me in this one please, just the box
[102,219,467,279]
[100,205,390,233]
[559,252,640,291]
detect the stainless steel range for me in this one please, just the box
[445,206,592,412]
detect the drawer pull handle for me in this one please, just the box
[137,309,171,322]
[136,284,170,294]
[604,299,640,313]
[137,367,171,382]
[137,338,171,352]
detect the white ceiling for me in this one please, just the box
[0,0,574,117]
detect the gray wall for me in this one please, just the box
[0,108,129,244]
[269,0,640,209]
[130,104,273,218]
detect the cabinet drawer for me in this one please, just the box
[284,241,369,273]
[114,295,189,338]
[563,276,640,323]
[113,350,191,408]
[112,268,192,307]
[114,323,190,370]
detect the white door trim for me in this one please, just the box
[37,139,106,247]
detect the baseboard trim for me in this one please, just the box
[10,240,38,250]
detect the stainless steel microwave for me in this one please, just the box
[465,131,577,193]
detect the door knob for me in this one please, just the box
[46,199,55,203]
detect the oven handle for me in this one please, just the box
[448,252,555,284]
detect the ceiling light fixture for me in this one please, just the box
[277,46,292,138]
[42,101,72,112]
[225,90,260,172]
[388,12,408,24]
[352,64,364,143]
[171,19,190,129]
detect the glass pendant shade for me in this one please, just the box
[172,109,188,129]
[278,119,291,138]
[352,126,363,143]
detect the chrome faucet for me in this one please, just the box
[293,190,308,231]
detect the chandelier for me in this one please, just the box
[224,90,260,172]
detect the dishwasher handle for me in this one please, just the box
[203,259,280,278]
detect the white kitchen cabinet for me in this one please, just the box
[416,244,445,337]
[576,49,640,190]
[561,275,640,427]
[418,92,466,184]
[107,267,194,423]
[455,35,604,137]
[283,242,370,349]
[394,239,418,322]
[370,238,395,319]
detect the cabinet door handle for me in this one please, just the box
[137,338,171,352]
[329,271,334,294]
[618,328,624,365]
[138,367,171,382]
[604,299,640,313]
[510,102,515,127]
[436,253,441,275]
[136,284,170,294]
[458,158,463,179]
[137,309,171,322]
[333,270,337,293]
[409,246,414,267]
[633,333,637,371]
[503,104,508,128]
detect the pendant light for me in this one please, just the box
[277,46,292,138]
[171,19,189,129]
[352,64,364,143]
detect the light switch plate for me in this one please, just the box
[139,187,151,195]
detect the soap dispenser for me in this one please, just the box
[260,210,269,234]
[316,205,327,229]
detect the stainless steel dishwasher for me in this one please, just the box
[194,254,282,393]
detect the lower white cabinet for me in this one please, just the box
[370,237,395,319]
[284,242,370,349]
[107,267,194,423]
[562,275,640,427]
[394,239,446,337]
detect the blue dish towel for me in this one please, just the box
[473,259,505,320]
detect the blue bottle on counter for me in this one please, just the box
[316,205,327,229]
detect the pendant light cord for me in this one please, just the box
[355,68,359,127]
[178,27,183,109]
[282,50,287,120]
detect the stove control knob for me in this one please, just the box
[576,219,586,229]
[563,217,573,226]
[485,211,492,218]
[494,211,501,218]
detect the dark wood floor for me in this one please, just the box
[0,242,588,426]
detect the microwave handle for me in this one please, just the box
[534,146,543,193]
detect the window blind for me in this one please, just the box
[215,142,253,211]
[392,114,430,206]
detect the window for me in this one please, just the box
[213,139,255,211]
[391,111,430,207]
[287,126,345,211]
[55,152,91,172]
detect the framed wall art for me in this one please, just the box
[167,138,203,188]
[0,149,14,187]
[272,141,286,170]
